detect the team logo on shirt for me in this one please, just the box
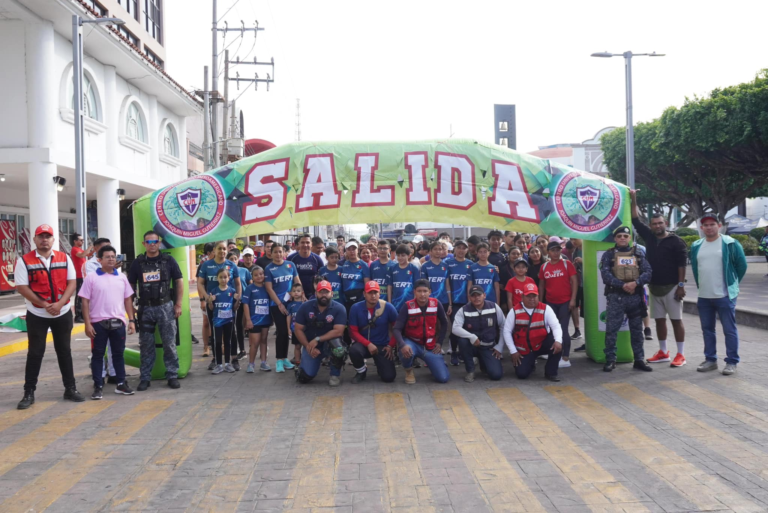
[308,312,315,319]
[155,175,226,239]
[326,315,334,323]
[554,172,622,234]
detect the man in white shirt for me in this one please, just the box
[14,224,85,409]
[451,285,506,383]
[501,282,563,382]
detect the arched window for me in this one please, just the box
[69,74,99,120]
[126,102,146,142]
[164,123,178,157]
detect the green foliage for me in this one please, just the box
[750,227,767,241]
[360,234,371,243]
[732,234,759,256]
[680,235,700,251]
[674,227,698,237]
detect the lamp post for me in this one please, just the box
[591,51,664,189]
[72,14,124,248]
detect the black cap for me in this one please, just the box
[513,258,529,268]
[469,285,485,296]
[547,241,562,251]
[453,239,468,248]
[613,226,631,237]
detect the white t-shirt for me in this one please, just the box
[501,303,562,354]
[697,238,726,299]
[14,251,77,318]
[84,255,101,276]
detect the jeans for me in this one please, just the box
[299,342,342,380]
[549,301,572,357]
[515,334,561,379]
[698,296,739,365]
[92,322,126,388]
[457,338,503,380]
[24,310,76,392]
[399,338,450,383]
[348,342,397,383]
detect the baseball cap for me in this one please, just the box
[548,236,563,244]
[523,283,539,296]
[469,285,485,296]
[345,241,359,249]
[412,235,424,243]
[700,214,720,224]
[453,239,468,248]
[513,258,529,268]
[255,240,264,247]
[242,248,254,256]
[547,241,562,251]
[444,242,454,252]
[35,224,54,236]
[364,281,380,293]
[316,281,333,292]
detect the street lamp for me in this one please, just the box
[591,51,665,189]
[73,14,124,249]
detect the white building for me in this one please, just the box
[528,127,616,177]
[0,0,202,257]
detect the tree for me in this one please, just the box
[360,234,371,243]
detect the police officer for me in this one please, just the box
[600,226,653,372]
[451,285,506,382]
[127,230,184,390]
[293,281,348,386]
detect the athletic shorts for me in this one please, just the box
[649,287,683,320]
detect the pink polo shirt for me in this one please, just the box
[78,268,134,324]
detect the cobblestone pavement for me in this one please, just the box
[685,261,768,312]
[0,306,767,512]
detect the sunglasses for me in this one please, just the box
[144,240,160,244]
[615,234,630,239]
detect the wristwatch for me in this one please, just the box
[678,282,685,288]
[314,336,321,343]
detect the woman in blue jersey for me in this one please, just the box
[196,241,242,370]
[243,266,272,373]
[447,240,472,365]
[206,268,240,374]
[469,242,500,303]
[264,244,301,373]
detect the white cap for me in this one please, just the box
[345,241,359,249]
[412,235,424,243]
[242,248,254,256]
[445,242,453,251]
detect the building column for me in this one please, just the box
[96,178,121,254]
[148,95,159,180]
[28,162,60,240]
[178,115,187,181]
[103,65,119,168]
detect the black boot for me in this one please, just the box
[167,378,180,389]
[633,360,653,372]
[17,391,35,410]
[351,370,367,384]
[603,361,616,372]
[63,387,85,402]
[137,380,151,391]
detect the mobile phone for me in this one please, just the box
[117,254,126,262]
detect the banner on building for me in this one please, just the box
[134,140,630,249]
[0,220,17,292]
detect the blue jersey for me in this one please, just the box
[264,261,298,306]
[211,286,236,327]
[285,300,303,332]
[318,265,342,301]
[421,259,450,305]
[242,284,271,327]
[287,252,324,296]
[387,263,420,312]
[470,262,500,303]
[369,259,396,301]
[349,301,398,346]
[447,259,473,305]
[236,266,251,288]
[340,259,370,292]
[199,259,240,294]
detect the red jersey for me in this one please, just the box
[504,276,536,307]
[538,259,576,304]
[70,246,88,279]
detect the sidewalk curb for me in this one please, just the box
[683,299,768,330]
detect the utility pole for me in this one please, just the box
[203,66,210,171]
[295,98,301,142]
[211,0,218,169]
[222,48,229,165]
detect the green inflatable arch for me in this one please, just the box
[126,139,635,379]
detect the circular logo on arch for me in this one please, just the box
[553,172,622,234]
[155,175,226,239]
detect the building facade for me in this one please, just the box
[0,0,201,259]
[528,127,616,177]
[493,104,516,150]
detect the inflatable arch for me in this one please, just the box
[127,140,635,378]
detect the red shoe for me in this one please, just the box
[647,350,671,363]
[670,353,686,367]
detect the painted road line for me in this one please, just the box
[287,396,344,510]
[670,380,768,433]
[0,372,90,388]
[0,399,172,513]
[487,388,647,512]
[0,400,112,477]
[606,383,768,482]
[0,401,54,432]
[103,400,231,511]
[375,392,434,512]
[191,400,285,512]
[432,390,545,512]
[549,386,764,512]
[0,323,86,358]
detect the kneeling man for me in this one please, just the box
[348,281,399,383]
[451,285,505,382]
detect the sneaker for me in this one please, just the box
[63,388,85,402]
[192,334,200,344]
[207,358,216,371]
[644,327,653,340]
[115,382,134,395]
[571,329,582,340]
[237,351,247,360]
[670,354,686,367]
[329,375,341,387]
[404,368,416,385]
[352,370,367,384]
[647,350,671,363]
[446,347,452,354]
[722,363,737,376]
[17,391,35,410]
[232,360,240,372]
[538,354,549,360]
[558,359,571,368]
[246,363,255,373]
[450,355,459,366]
[573,344,586,352]
[91,387,103,400]
[603,361,616,372]
[464,372,475,383]
[545,374,561,382]
[697,360,718,372]
[282,359,295,370]
[137,380,151,391]
[167,378,180,389]
[260,361,271,372]
[224,363,236,373]
[633,360,653,372]
[211,364,225,375]
[275,360,285,373]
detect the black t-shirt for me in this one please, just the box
[127,253,183,292]
[632,218,688,286]
[255,256,272,270]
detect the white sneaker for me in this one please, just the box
[558,359,572,368]
[211,364,224,374]
[224,363,236,373]
[538,354,549,360]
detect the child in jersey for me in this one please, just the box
[421,241,452,315]
[469,242,500,304]
[229,251,250,370]
[285,283,305,366]
[318,246,342,302]
[505,258,536,308]
[206,268,240,374]
[387,244,421,313]
[370,240,396,301]
[242,266,272,373]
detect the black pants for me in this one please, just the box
[449,303,465,353]
[270,305,289,359]
[213,323,233,365]
[549,301,572,357]
[234,303,245,353]
[24,310,76,392]
[348,342,396,383]
[515,333,561,379]
[74,278,83,320]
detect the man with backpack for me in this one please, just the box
[347,281,399,383]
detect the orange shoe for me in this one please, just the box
[647,350,671,363]
[670,353,686,367]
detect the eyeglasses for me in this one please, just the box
[615,234,630,239]
[144,240,160,244]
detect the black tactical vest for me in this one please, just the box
[137,254,172,306]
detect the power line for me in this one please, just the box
[216,0,241,23]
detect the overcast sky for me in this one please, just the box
[165,0,767,153]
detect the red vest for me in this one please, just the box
[22,250,69,305]
[512,303,548,355]
[403,297,439,349]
